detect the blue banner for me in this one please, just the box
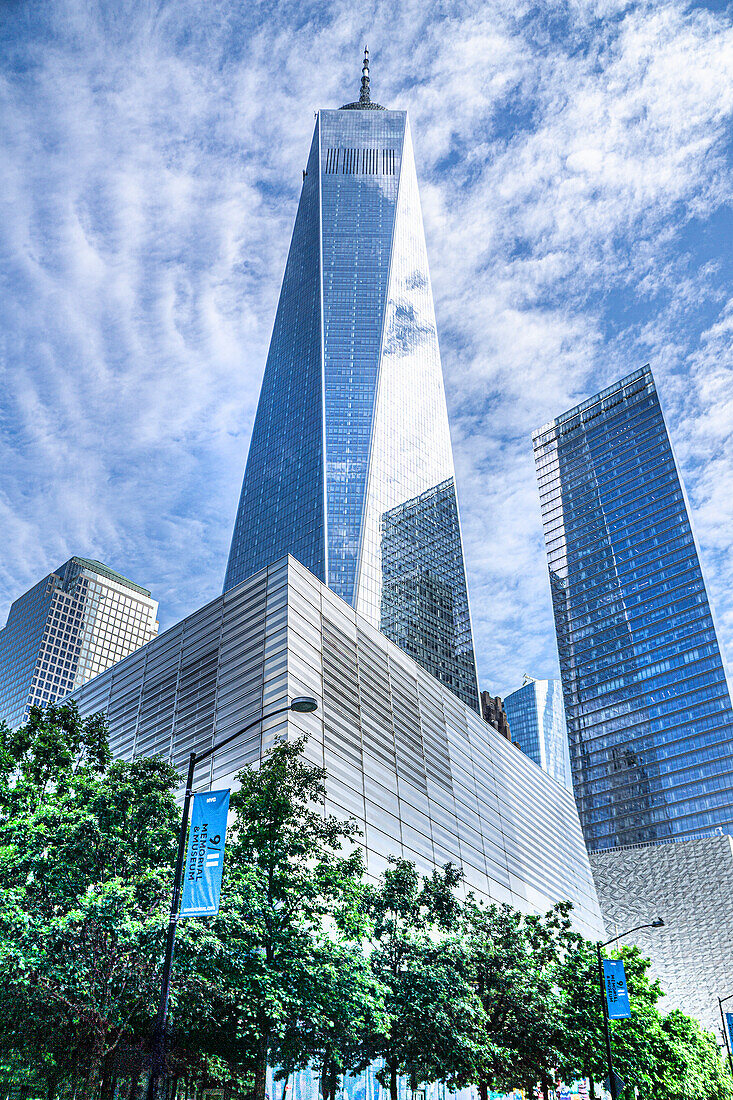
[603,959,631,1019]
[179,789,230,919]
[725,1013,733,1051]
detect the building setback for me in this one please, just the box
[67,555,604,940]
[590,837,733,1034]
[223,52,479,711]
[533,365,733,850]
[0,556,159,730]
[503,677,573,792]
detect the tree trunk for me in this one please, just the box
[253,1034,269,1100]
[322,1057,340,1100]
[478,1081,489,1100]
[128,1072,141,1100]
[388,1057,398,1100]
[100,1059,116,1100]
[541,1076,551,1100]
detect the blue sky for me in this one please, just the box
[1,0,732,695]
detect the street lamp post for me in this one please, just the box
[717,994,733,1080]
[145,695,319,1100]
[596,919,665,1100]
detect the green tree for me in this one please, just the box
[0,703,179,1098]
[0,702,109,816]
[274,935,386,1100]
[364,860,485,1100]
[4,702,727,1100]
[557,941,733,1100]
[461,900,576,1098]
[172,737,367,1100]
[652,1010,732,1100]
[557,942,670,1097]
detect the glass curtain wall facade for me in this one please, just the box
[503,677,573,791]
[533,365,733,849]
[224,70,479,710]
[0,557,159,729]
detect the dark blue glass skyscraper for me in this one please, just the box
[224,53,479,710]
[534,365,733,849]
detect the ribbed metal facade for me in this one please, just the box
[68,556,603,937]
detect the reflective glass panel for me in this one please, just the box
[319,108,404,604]
[503,678,573,791]
[224,107,479,711]
[224,127,325,591]
[534,366,733,848]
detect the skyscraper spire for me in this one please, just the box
[340,45,385,110]
[360,45,371,105]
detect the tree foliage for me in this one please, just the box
[0,706,729,1100]
[172,737,369,1100]
[654,1010,732,1100]
[0,703,179,1098]
[364,860,485,1100]
[461,899,577,1096]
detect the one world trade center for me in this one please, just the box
[224,52,479,711]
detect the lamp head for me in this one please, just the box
[651,917,665,928]
[290,696,318,713]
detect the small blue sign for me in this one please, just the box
[603,959,631,1019]
[725,1012,733,1051]
[180,789,230,918]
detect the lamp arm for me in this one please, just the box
[599,922,661,948]
[194,704,293,768]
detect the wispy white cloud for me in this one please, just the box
[410,0,733,691]
[0,0,731,698]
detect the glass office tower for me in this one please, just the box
[503,677,573,792]
[224,53,479,709]
[0,557,159,730]
[533,365,733,849]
